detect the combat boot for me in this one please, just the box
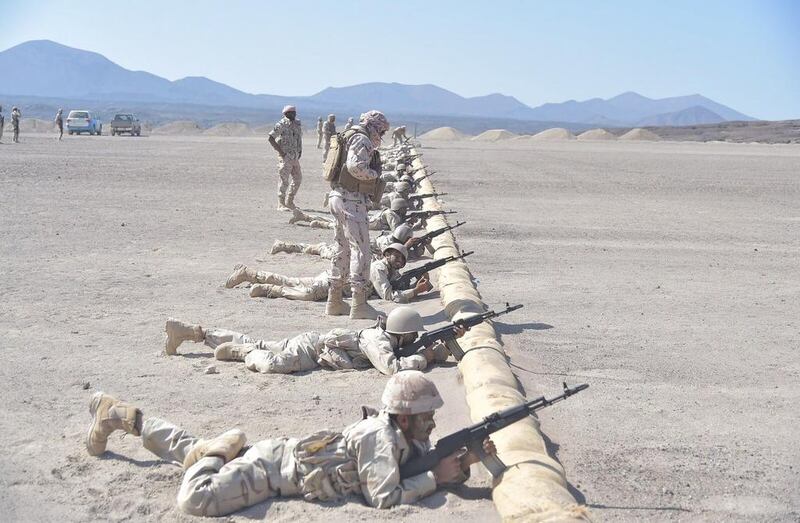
[183,428,246,469]
[225,264,258,288]
[165,318,204,355]
[349,287,378,320]
[249,284,283,298]
[270,240,290,255]
[214,342,255,361]
[325,286,349,316]
[86,392,141,456]
[277,195,290,212]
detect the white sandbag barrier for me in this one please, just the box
[408,151,590,522]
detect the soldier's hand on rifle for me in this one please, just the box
[432,452,463,485]
[413,274,433,296]
[405,236,422,249]
[453,324,468,338]
[461,438,497,468]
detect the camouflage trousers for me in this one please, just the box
[322,134,332,162]
[328,192,371,292]
[205,328,363,373]
[277,157,302,201]
[255,270,331,301]
[316,132,323,149]
[141,417,301,516]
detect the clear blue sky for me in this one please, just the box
[1,0,798,120]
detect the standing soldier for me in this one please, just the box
[345,117,354,131]
[267,105,303,211]
[54,108,64,141]
[326,110,390,319]
[316,116,323,149]
[392,125,409,145]
[322,113,336,162]
[11,106,21,143]
[0,105,4,143]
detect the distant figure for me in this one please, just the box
[322,114,336,162]
[11,106,21,143]
[316,116,323,149]
[54,108,64,141]
[0,105,4,143]
[392,125,409,146]
[345,117,354,131]
[267,105,303,211]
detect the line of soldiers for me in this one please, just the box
[84,108,505,517]
[0,105,22,143]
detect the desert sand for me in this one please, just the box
[151,120,204,135]
[471,129,516,142]
[1,134,798,521]
[529,128,576,141]
[419,126,469,141]
[577,128,617,141]
[619,127,661,141]
[202,122,254,137]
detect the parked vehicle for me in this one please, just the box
[66,110,102,135]
[110,113,141,136]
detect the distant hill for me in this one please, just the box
[0,40,756,127]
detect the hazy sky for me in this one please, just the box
[1,0,798,120]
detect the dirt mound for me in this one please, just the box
[419,126,469,141]
[471,129,516,142]
[577,128,617,141]
[619,128,661,141]
[151,120,204,136]
[252,125,272,135]
[530,128,575,141]
[202,122,253,137]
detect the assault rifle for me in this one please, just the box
[409,192,447,203]
[391,251,473,292]
[404,209,456,224]
[408,164,430,174]
[408,221,465,257]
[395,302,522,359]
[399,382,589,479]
[410,172,435,186]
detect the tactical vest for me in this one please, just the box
[324,128,384,204]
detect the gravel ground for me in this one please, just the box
[1,133,798,521]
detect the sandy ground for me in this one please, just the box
[1,133,798,521]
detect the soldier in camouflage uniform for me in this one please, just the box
[267,105,303,211]
[268,223,416,260]
[344,117,354,131]
[54,108,64,140]
[326,110,390,320]
[0,105,4,143]
[84,372,492,517]
[225,243,432,303]
[11,106,21,143]
[322,114,336,162]
[392,125,409,145]
[316,116,323,149]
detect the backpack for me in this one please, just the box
[322,128,367,183]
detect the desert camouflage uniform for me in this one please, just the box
[201,322,428,375]
[11,108,21,143]
[392,126,408,145]
[269,116,303,203]
[329,128,380,294]
[322,119,336,161]
[55,110,64,140]
[316,118,323,148]
[248,257,413,304]
[344,118,354,131]
[139,409,439,517]
[270,227,404,261]
[369,208,404,231]
[379,190,408,209]
[0,107,4,142]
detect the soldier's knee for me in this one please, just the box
[177,483,224,517]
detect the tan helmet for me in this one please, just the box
[396,163,407,172]
[382,370,443,415]
[386,306,424,334]
[400,174,414,185]
[390,198,408,212]
[383,242,408,262]
[392,223,413,242]
[394,181,411,194]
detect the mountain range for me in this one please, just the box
[0,40,755,127]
